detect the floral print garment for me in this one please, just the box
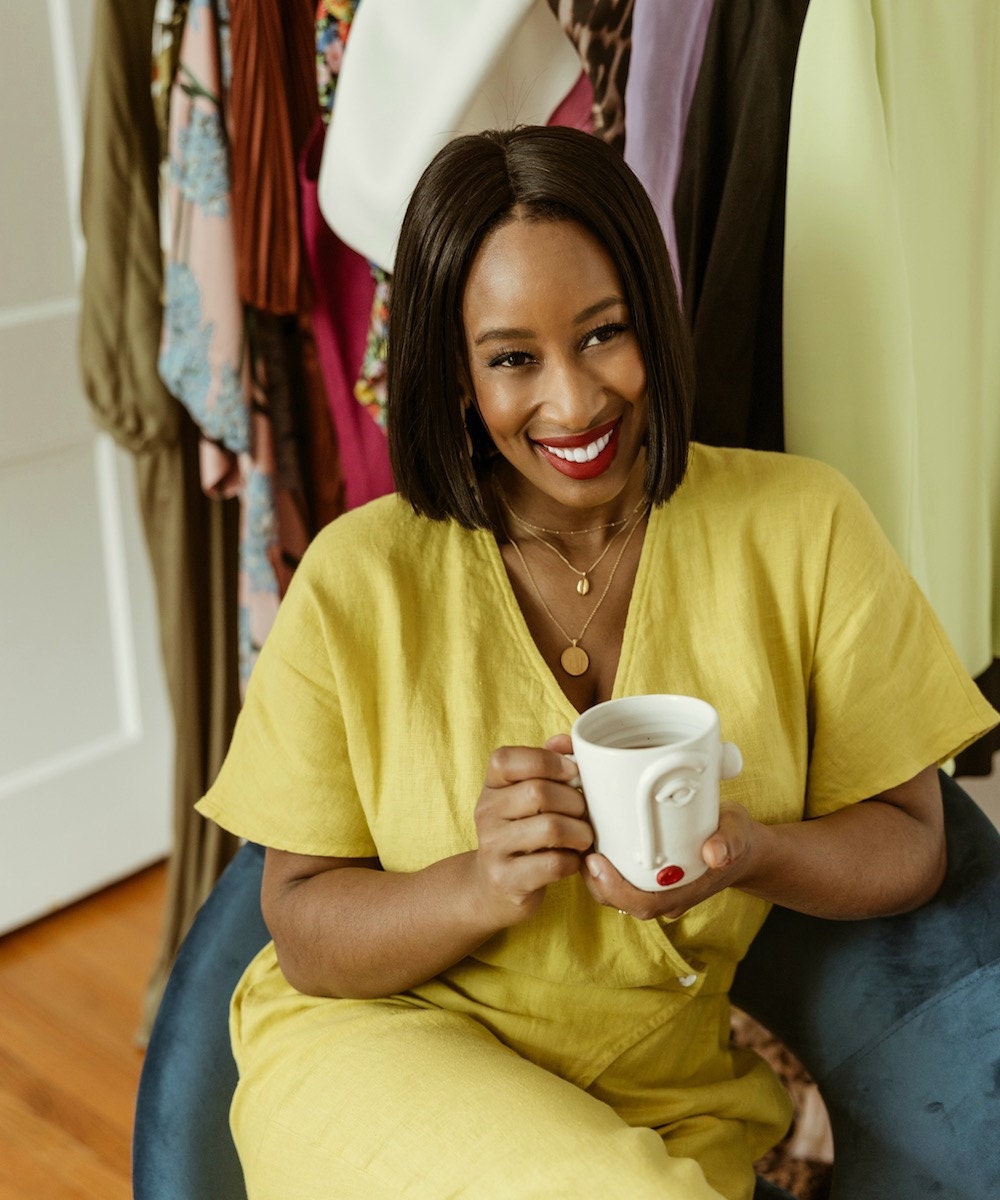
[152,0,189,163]
[353,267,389,428]
[159,0,280,692]
[316,0,359,122]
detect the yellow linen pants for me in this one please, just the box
[230,954,789,1198]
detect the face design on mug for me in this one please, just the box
[461,214,648,523]
[571,695,742,891]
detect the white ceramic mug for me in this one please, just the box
[570,694,743,891]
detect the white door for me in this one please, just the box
[0,0,173,933]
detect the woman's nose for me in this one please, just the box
[539,356,601,428]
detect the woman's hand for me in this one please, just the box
[262,735,592,1000]
[582,802,760,920]
[581,765,947,923]
[472,736,593,928]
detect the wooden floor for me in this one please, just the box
[0,862,167,1200]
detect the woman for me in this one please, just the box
[197,126,996,1199]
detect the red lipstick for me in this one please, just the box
[532,419,621,480]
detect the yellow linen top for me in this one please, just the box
[197,444,996,1103]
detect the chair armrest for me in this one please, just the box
[133,842,269,1200]
[732,772,1000,1199]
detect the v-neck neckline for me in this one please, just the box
[474,507,658,719]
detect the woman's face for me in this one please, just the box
[461,215,648,520]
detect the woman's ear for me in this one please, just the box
[463,399,496,464]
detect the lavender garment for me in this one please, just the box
[623,0,715,288]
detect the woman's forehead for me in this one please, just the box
[462,218,623,325]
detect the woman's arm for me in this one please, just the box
[583,762,947,922]
[261,743,590,999]
[729,765,946,918]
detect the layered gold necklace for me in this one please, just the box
[500,495,647,676]
[496,485,647,596]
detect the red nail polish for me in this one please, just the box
[656,865,685,887]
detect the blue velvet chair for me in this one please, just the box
[133,772,1000,1199]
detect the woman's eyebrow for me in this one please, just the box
[473,325,534,346]
[473,296,626,347]
[573,295,626,324]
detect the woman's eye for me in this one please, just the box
[488,349,534,369]
[582,322,628,349]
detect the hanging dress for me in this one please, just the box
[783,0,1000,686]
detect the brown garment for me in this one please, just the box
[673,0,811,452]
[297,308,346,535]
[250,309,345,586]
[229,0,344,598]
[548,0,634,152]
[79,0,240,1040]
[229,0,318,315]
[133,418,242,1038]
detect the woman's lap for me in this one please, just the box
[230,999,732,1200]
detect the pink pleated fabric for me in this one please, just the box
[299,117,395,511]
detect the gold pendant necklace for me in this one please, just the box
[496,481,643,536]
[498,490,646,596]
[505,508,646,676]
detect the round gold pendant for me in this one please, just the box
[560,644,590,676]
[576,577,590,595]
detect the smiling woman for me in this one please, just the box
[386,126,693,531]
[193,125,998,1200]
[462,218,647,497]
[459,214,652,688]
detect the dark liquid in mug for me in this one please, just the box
[611,736,674,750]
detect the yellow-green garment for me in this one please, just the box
[783,0,1000,679]
[198,444,996,1200]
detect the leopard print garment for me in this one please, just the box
[731,1009,834,1200]
[547,0,634,152]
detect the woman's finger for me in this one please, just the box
[543,732,573,755]
[483,744,579,789]
[485,811,593,858]
[583,852,725,920]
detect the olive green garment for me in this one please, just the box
[783,0,1000,681]
[78,0,239,1040]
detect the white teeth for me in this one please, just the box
[543,429,612,462]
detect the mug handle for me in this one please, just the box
[720,741,743,780]
[635,751,709,870]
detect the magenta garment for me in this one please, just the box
[548,68,594,133]
[623,0,715,288]
[298,65,592,515]
[299,117,395,511]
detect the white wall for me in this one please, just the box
[0,0,173,932]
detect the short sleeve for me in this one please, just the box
[196,535,378,857]
[805,474,998,816]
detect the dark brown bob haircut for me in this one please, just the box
[387,124,694,529]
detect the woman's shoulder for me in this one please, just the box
[679,443,865,524]
[656,445,883,577]
[307,493,445,555]
[299,494,479,594]
[685,442,854,494]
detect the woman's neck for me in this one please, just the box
[487,463,648,556]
